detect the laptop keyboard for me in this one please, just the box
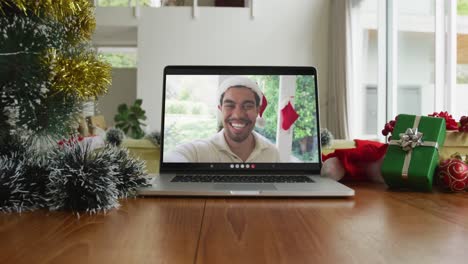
[171,175,314,183]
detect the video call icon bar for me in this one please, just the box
[229,164,256,169]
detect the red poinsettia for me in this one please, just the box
[428,111,459,130]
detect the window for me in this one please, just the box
[395,0,435,117]
[95,0,156,7]
[350,0,465,140]
[97,47,137,68]
[456,0,468,119]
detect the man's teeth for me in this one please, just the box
[231,123,246,129]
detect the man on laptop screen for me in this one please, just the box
[165,76,280,162]
[163,73,319,164]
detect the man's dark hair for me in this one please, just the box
[219,86,260,106]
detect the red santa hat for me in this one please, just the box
[218,76,268,127]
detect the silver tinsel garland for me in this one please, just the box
[46,141,120,214]
[0,152,48,213]
[320,128,334,148]
[105,146,148,198]
[105,127,125,147]
[1,136,149,214]
[0,153,27,212]
[145,131,161,147]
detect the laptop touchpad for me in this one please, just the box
[214,184,277,191]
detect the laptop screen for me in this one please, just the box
[160,66,321,173]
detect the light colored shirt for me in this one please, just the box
[165,130,280,162]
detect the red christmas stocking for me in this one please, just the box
[281,102,299,130]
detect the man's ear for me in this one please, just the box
[218,105,222,111]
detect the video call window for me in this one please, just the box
[163,74,319,163]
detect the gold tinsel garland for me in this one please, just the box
[45,49,112,100]
[0,0,95,42]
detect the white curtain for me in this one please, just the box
[326,0,352,139]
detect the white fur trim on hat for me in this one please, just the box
[256,116,266,128]
[218,76,264,106]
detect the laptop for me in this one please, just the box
[137,66,354,197]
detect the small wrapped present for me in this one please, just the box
[439,131,468,162]
[381,114,446,191]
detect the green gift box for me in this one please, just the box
[381,114,446,191]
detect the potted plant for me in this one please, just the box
[114,99,147,139]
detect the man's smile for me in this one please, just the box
[230,122,246,129]
[228,119,251,131]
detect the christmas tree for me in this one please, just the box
[0,0,147,213]
[0,0,110,149]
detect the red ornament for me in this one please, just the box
[438,158,468,192]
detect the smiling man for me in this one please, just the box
[165,76,280,163]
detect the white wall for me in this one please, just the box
[95,7,137,26]
[137,0,330,132]
[97,68,137,127]
[93,7,138,47]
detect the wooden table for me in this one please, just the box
[1,183,468,264]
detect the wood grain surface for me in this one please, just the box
[0,198,206,264]
[1,184,468,264]
[196,184,468,264]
